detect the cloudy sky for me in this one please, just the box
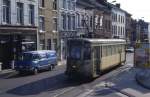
[107,0,150,22]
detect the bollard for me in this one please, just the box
[11,60,15,69]
[0,62,2,71]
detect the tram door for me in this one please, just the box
[93,46,101,75]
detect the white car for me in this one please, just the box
[126,47,134,53]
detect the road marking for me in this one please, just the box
[53,87,75,97]
[76,89,93,97]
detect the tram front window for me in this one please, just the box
[70,46,81,60]
[83,47,91,60]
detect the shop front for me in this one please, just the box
[0,25,37,69]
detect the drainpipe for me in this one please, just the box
[36,28,40,50]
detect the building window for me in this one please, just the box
[2,0,10,24]
[39,0,45,8]
[115,26,117,35]
[53,18,58,31]
[120,26,122,36]
[61,14,66,30]
[39,16,45,31]
[63,0,66,9]
[29,4,34,25]
[115,14,117,22]
[72,2,75,11]
[123,17,125,23]
[47,39,51,50]
[118,26,120,36]
[40,40,45,50]
[72,15,75,30]
[77,14,80,27]
[53,0,57,10]
[90,16,93,28]
[81,15,85,27]
[112,14,115,22]
[67,0,71,10]
[112,26,114,35]
[17,2,24,24]
[68,15,71,30]
[118,15,120,22]
[114,26,116,35]
[53,39,57,51]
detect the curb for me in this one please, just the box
[58,60,66,66]
[0,69,15,77]
[135,73,150,90]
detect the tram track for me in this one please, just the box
[52,64,134,97]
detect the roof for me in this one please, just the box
[107,3,127,13]
[89,0,111,12]
[76,0,95,8]
[24,50,56,54]
[69,38,126,44]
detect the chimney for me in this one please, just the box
[116,3,120,8]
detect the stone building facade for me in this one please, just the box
[76,0,94,37]
[93,0,112,38]
[58,0,77,60]
[125,12,132,45]
[38,0,58,51]
[111,4,126,39]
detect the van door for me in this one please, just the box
[47,52,57,66]
[38,53,48,69]
[93,46,101,76]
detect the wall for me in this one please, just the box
[0,0,38,26]
[148,23,150,43]
[112,8,126,39]
[76,3,94,37]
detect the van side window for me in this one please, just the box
[40,53,47,59]
[32,54,40,60]
[83,46,91,60]
[47,53,56,58]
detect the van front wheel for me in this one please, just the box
[33,68,38,75]
[49,65,53,71]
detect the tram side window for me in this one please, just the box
[107,46,110,56]
[110,45,112,55]
[122,45,125,52]
[112,45,115,55]
[116,45,119,53]
[102,46,107,57]
[118,45,122,53]
[83,46,91,60]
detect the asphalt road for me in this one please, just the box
[0,53,134,97]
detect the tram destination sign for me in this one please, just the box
[134,43,150,68]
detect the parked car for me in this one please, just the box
[126,47,134,53]
[15,50,57,74]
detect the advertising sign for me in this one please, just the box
[134,43,150,68]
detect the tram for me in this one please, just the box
[65,38,126,78]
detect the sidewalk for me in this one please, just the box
[58,60,66,66]
[0,69,15,77]
[0,60,66,77]
[135,69,150,90]
[87,67,150,97]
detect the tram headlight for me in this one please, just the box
[72,65,76,68]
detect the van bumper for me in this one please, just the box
[15,67,34,72]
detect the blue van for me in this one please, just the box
[15,50,57,74]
